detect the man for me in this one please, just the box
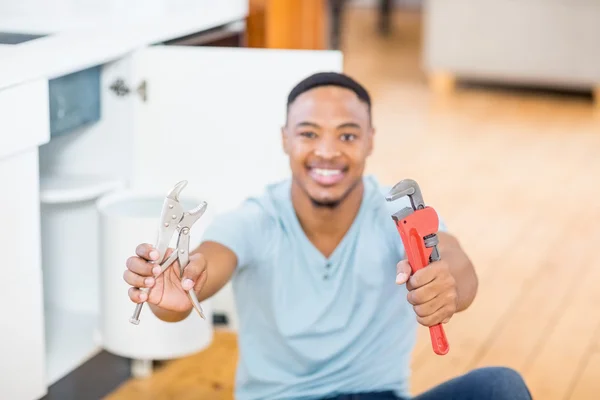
[124,72,532,400]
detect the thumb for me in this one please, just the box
[181,252,207,291]
[396,259,412,285]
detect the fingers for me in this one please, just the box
[406,265,437,291]
[415,303,455,327]
[395,259,412,285]
[128,287,148,303]
[125,244,163,296]
[409,288,458,326]
[412,289,455,315]
[126,254,155,277]
[407,282,439,306]
[135,243,160,262]
[181,253,208,291]
[123,269,155,289]
[403,259,458,327]
[407,268,456,306]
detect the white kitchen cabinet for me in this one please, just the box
[0,80,49,400]
[37,44,343,388]
[128,45,344,210]
[0,150,47,400]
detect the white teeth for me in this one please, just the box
[314,168,342,176]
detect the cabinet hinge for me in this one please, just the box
[109,79,147,102]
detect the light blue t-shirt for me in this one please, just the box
[201,175,448,400]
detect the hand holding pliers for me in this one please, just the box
[129,180,208,325]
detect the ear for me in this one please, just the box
[281,126,290,155]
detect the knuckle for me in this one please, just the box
[447,290,457,302]
[409,275,418,288]
[128,287,139,302]
[126,256,137,269]
[135,243,150,258]
[442,305,454,318]
[194,253,207,267]
[123,269,133,282]
[413,305,426,318]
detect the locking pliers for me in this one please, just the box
[129,180,208,325]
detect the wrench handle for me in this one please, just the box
[392,206,450,356]
[429,323,449,355]
[426,238,449,355]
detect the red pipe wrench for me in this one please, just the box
[386,178,449,356]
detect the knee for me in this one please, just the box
[469,366,531,400]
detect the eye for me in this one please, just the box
[299,131,317,139]
[341,133,357,142]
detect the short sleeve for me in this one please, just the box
[200,199,273,269]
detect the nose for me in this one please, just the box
[314,136,341,158]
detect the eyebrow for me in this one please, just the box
[295,121,361,129]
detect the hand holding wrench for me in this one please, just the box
[386,178,450,356]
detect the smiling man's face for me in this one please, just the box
[282,85,374,208]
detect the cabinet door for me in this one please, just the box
[0,149,47,400]
[129,46,343,212]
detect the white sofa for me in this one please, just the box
[422,0,600,104]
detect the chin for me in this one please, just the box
[305,180,360,209]
[308,191,345,208]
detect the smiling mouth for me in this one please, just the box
[307,166,347,186]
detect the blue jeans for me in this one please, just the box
[324,367,532,400]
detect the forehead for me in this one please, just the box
[287,86,369,123]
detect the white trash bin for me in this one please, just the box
[96,188,213,375]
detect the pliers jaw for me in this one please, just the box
[154,181,207,258]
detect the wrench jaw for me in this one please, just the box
[391,206,415,223]
[385,178,425,210]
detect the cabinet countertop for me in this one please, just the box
[0,0,247,91]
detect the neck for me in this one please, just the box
[291,178,365,239]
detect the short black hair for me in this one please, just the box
[286,72,372,121]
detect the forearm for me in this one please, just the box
[438,233,478,312]
[148,241,237,323]
[191,241,237,302]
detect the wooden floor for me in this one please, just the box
[106,8,600,400]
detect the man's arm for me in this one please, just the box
[396,231,478,327]
[437,231,478,312]
[148,241,238,323]
[148,199,269,323]
[192,241,238,302]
